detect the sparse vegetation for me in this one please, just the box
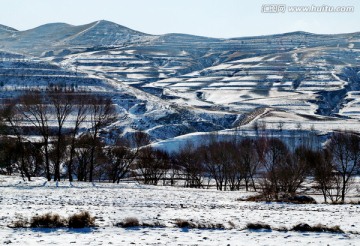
[292,223,344,233]
[241,194,317,204]
[228,221,235,229]
[68,211,95,228]
[9,211,96,228]
[116,217,140,228]
[197,223,225,230]
[1,88,360,205]
[30,212,67,228]
[174,219,226,230]
[8,214,29,228]
[246,222,271,230]
[287,195,317,204]
[174,219,196,228]
[141,221,165,228]
[6,211,352,236]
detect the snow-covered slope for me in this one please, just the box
[63,20,152,46]
[0,51,238,142]
[0,20,155,56]
[0,21,359,148]
[0,24,17,33]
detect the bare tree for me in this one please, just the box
[174,142,204,188]
[326,131,360,203]
[277,146,308,194]
[225,141,242,191]
[88,97,117,182]
[261,138,292,198]
[137,147,170,185]
[18,92,52,180]
[49,90,74,181]
[74,134,92,181]
[0,136,18,175]
[0,100,29,179]
[237,138,259,191]
[202,141,233,191]
[21,141,44,179]
[66,94,89,181]
[106,131,150,183]
[309,149,340,203]
[106,139,136,183]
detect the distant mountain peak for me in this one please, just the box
[25,22,74,33]
[0,20,358,57]
[89,19,148,35]
[94,20,117,25]
[0,24,18,33]
[285,31,314,35]
[61,20,150,47]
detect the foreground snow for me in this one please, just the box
[1,175,360,245]
[1,227,356,246]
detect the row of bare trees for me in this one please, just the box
[0,89,118,182]
[138,131,360,203]
[0,89,175,185]
[1,89,360,202]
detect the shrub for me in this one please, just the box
[30,213,67,228]
[240,194,271,202]
[228,221,235,229]
[9,214,29,228]
[287,195,317,204]
[197,223,226,229]
[331,201,345,205]
[174,219,196,228]
[276,226,289,232]
[246,222,271,230]
[142,221,164,228]
[174,219,228,230]
[324,225,343,233]
[68,211,95,228]
[292,223,312,232]
[292,223,343,233]
[117,217,140,228]
[11,219,28,228]
[348,200,360,205]
[240,194,317,204]
[212,223,225,229]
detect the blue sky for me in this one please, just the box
[1,0,359,38]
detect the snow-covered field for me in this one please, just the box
[1,175,360,245]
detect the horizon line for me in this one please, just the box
[1,19,359,40]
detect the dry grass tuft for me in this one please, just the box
[8,214,29,228]
[292,223,343,233]
[174,219,196,228]
[246,222,271,230]
[241,194,317,204]
[30,212,67,228]
[68,211,95,228]
[116,217,140,228]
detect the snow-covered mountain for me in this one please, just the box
[0,20,154,56]
[0,24,17,33]
[0,21,359,148]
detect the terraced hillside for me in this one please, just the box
[0,21,360,147]
[0,50,237,142]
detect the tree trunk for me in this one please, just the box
[44,139,51,181]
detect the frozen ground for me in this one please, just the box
[1,175,360,245]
